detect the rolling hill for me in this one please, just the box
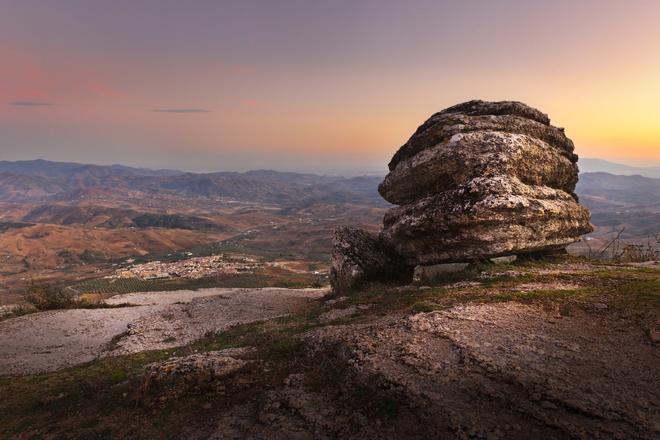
[579,158,660,178]
[0,160,385,206]
[576,172,660,240]
[22,205,226,231]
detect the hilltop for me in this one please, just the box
[0,258,657,438]
[579,158,660,179]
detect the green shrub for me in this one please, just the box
[23,282,76,310]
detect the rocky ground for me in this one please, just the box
[289,302,657,439]
[0,258,658,439]
[0,287,324,375]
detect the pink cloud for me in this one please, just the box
[0,45,130,104]
[241,99,264,107]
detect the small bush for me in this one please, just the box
[585,229,659,262]
[23,282,76,310]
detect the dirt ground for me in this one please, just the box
[0,287,325,375]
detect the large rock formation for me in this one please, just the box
[330,100,593,293]
[379,130,578,205]
[382,176,591,265]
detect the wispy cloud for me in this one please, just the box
[9,101,54,106]
[151,108,211,113]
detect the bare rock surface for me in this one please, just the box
[329,226,413,294]
[382,176,592,265]
[288,302,659,439]
[205,290,659,439]
[0,287,325,375]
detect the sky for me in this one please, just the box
[1,0,659,173]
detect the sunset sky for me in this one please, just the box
[1,0,659,173]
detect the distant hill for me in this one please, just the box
[576,172,660,209]
[0,159,385,206]
[576,172,660,239]
[0,172,64,201]
[22,205,226,231]
[0,159,182,178]
[579,158,660,179]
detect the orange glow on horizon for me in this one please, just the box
[2,1,659,170]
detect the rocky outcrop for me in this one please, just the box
[386,102,576,170]
[329,227,413,294]
[380,130,578,205]
[330,100,592,292]
[382,176,592,265]
[138,348,253,404]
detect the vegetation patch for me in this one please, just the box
[71,269,325,296]
[1,259,657,438]
[23,282,76,310]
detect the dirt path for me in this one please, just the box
[0,287,326,375]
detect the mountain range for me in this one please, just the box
[579,158,660,178]
[1,159,659,213]
[0,160,385,206]
[0,158,657,298]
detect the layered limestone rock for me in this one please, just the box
[380,130,578,205]
[329,227,413,294]
[329,100,592,292]
[381,176,592,265]
[387,101,576,171]
[380,100,579,205]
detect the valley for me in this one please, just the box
[1,161,659,307]
[0,161,387,306]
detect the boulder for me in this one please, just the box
[329,100,593,293]
[329,226,413,294]
[387,101,576,172]
[381,176,592,265]
[144,349,250,385]
[137,348,253,404]
[380,130,578,205]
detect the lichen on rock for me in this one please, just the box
[379,130,579,205]
[381,176,592,265]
